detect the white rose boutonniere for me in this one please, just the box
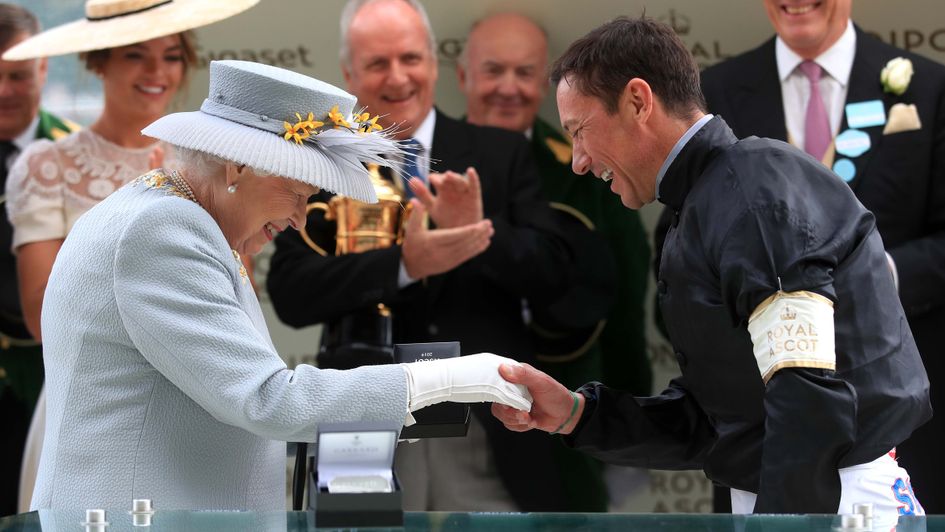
[881,57,914,96]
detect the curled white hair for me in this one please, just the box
[339,0,436,66]
[165,147,271,178]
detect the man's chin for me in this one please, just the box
[485,110,529,131]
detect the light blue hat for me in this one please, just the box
[143,60,403,203]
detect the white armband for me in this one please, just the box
[747,291,836,384]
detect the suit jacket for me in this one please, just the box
[268,110,572,510]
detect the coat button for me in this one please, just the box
[657,280,668,295]
[671,211,680,228]
[675,350,687,367]
[428,324,439,336]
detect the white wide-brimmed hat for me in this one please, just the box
[142,60,406,203]
[2,0,259,60]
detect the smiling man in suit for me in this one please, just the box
[653,0,945,512]
[268,0,575,512]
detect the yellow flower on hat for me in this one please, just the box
[328,105,351,129]
[357,112,383,133]
[283,112,324,145]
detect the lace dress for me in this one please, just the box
[4,128,167,512]
[6,129,169,249]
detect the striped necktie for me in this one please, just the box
[400,138,423,198]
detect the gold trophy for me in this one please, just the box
[301,164,411,255]
[300,164,412,369]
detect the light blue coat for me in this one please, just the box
[32,175,409,510]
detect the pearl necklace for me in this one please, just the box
[167,170,199,205]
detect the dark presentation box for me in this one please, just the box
[394,341,471,440]
[310,422,403,528]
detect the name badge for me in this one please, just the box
[833,159,856,182]
[846,100,886,129]
[835,129,871,158]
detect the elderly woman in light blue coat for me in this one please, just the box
[32,60,528,511]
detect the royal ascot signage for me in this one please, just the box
[195,44,315,70]
[870,28,945,54]
[659,9,733,68]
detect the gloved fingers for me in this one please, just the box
[448,383,532,411]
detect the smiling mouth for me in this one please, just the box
[382,92,415,104]
[599,169,614,182]
[136,84,167,95]
[782,2,819,15]
[264,222,284,241]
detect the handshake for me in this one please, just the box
[401,353,533,416]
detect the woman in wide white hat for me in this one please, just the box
[2,0,258,512]
[30,59,525,511]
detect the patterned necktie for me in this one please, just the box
[400,138,423,198]
[799,60,831,161]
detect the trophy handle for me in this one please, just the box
[301,202,332,256]
[395,201,414,245]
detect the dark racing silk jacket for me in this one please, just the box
[564,116,931,513]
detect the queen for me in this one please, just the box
[27,59,530,511]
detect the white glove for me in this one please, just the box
[402,352,533,412]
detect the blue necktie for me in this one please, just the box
[400,138,423,198]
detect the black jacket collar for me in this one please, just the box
[658,116,738,212]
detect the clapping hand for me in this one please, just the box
[408,167,483,229]
[401,200,493,280]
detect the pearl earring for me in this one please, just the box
[227,184,238,194]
